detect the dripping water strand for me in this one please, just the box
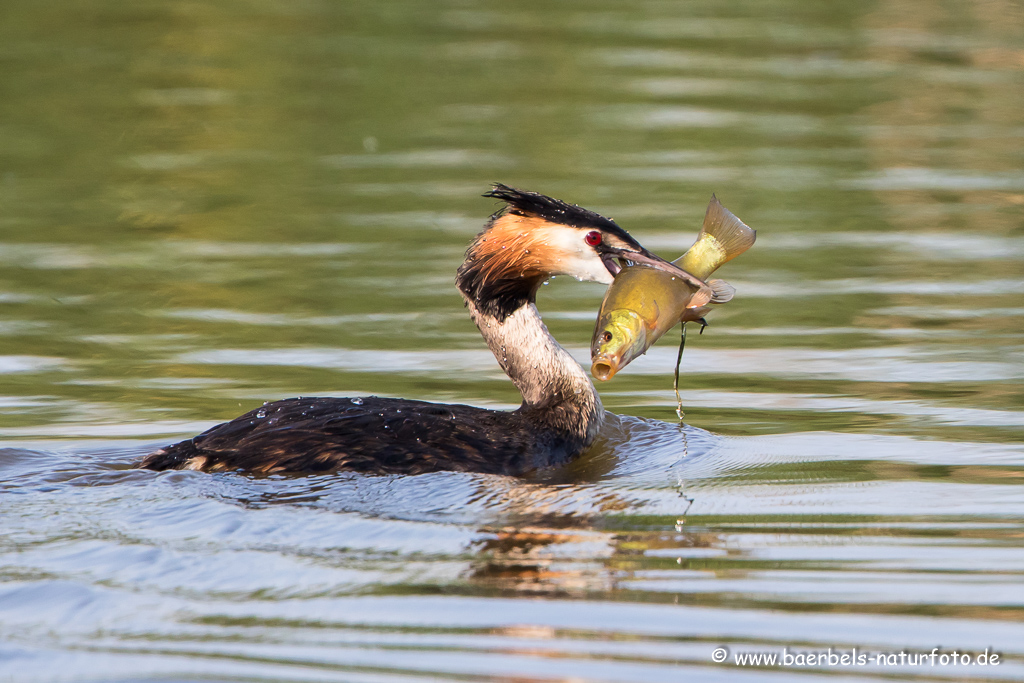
[675,398,694,529]
[673,323,687,421]
[673,319,707,421]
[674,319,702,525]
[673,322,693,527]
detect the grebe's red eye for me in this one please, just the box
[584,231,602,247]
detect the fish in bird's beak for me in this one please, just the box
[591,196,756,381]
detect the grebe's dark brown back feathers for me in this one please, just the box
[140,397,584,476]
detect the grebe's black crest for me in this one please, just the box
[484,183,631,238]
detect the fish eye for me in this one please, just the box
[601,331,612,342]
[584,231,602,247]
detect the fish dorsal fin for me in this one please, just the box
[702,195,756,263]
[708,278,735,304]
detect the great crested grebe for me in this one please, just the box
[139,185,698,476]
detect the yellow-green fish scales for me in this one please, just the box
[591,196,755,380]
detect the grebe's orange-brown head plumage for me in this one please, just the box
[457,184,686,320]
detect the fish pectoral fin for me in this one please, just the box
[646,301,661,331]
[708,278,736,304]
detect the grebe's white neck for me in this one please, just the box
[464,297,604,447]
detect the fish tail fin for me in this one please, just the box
[702,195,756,263]
[707,278,735,304]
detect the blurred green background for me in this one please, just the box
[1,0,1021,444]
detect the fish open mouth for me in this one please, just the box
[591,358,618,381]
